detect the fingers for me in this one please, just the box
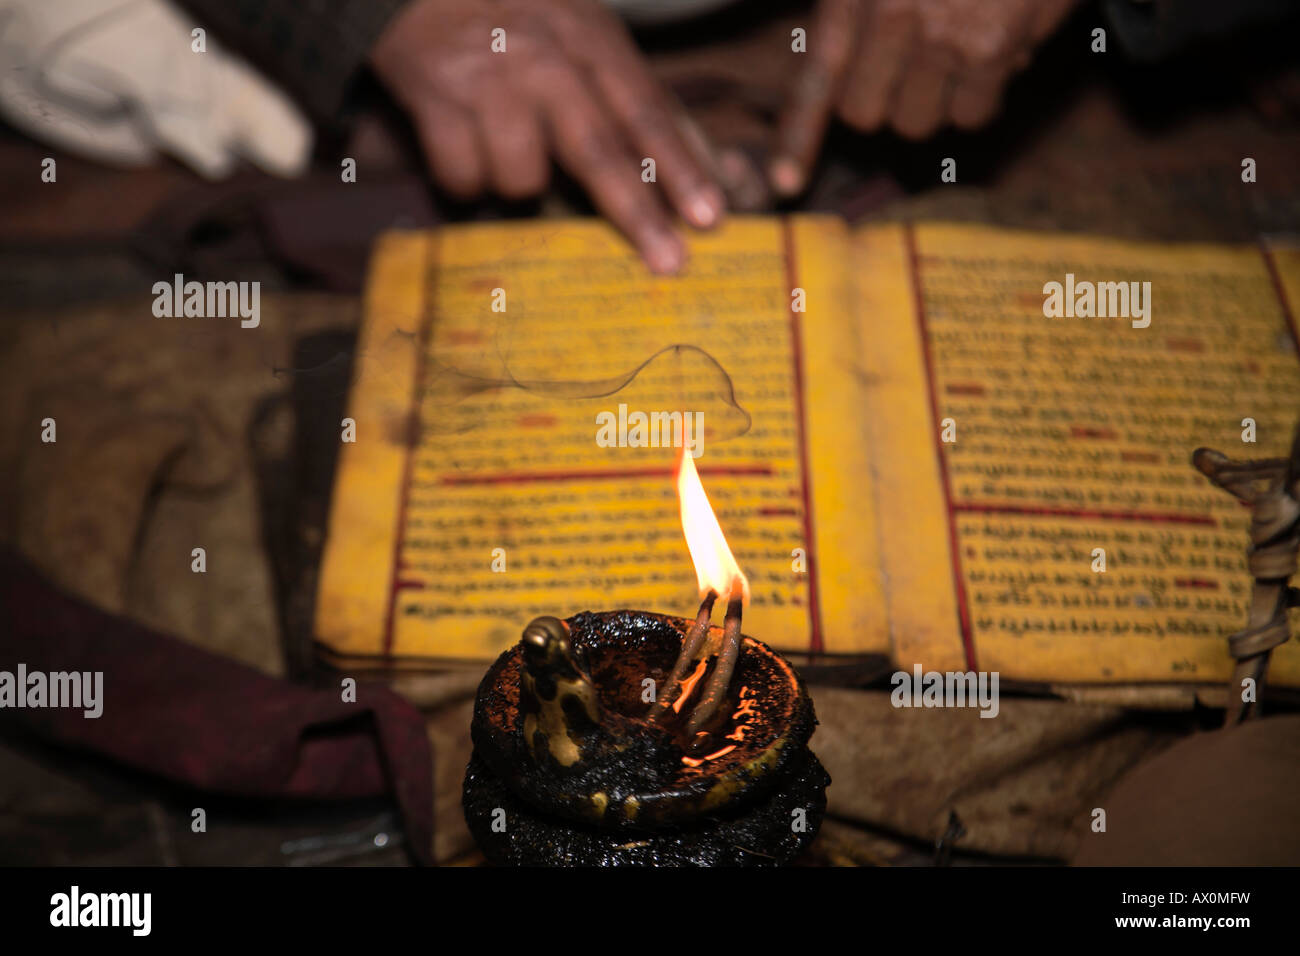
[412,98,486,198]
[889,47,955,140]
[770,0,860,196]
[837,1,917,131]
[477,80,549,198]
[1027,0,1079,42]
[659,95,770,211]
[947,0,1069,130]
[389,7,714,273]
[533,61,685,274]
[825,0,1073,143]
[717,148,770,211]
[577,24,724,229]
[948,58,1013,129]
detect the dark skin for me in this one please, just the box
[370,0,1079,270]
[771,0,1080,194]
[370,0,724,274]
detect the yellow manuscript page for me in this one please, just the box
[861,221,1300,686]
[316,216,887,663]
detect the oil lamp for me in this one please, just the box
[463,451,830,865]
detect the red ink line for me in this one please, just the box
[383,240,438,658]
[945,383,986,396]
[1261,241,1300,357]
[757,506,800,517]
[1121,451,1161,463]
[437,464,772,486]
[782,219,823,654]
[1174,578,1219,590]
[516,413,558,428]
[442,330,487,346]
[951,502,1216,527]
[1070,426,1118,440]
[905,223,976,672]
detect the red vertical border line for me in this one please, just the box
[781,219,824,654]
[1260,240,1300,356]
[382,236,438,658]
[903,223,976,672]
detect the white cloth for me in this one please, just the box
[0,0,312,178]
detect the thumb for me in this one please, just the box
[149,109,237,180]
[217,56,314,178]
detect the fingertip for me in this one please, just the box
[643,231,686,275]
[950,106,996,132]
[684,185,725,229]
[769,157,805,197]
[436,174,486,201]
[495,160,551,201]
[892,107,945,141]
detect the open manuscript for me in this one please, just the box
[315,216,1300,691]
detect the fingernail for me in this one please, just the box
[644,234,685,275]
[686,187,724,228]
[769,157,804,196]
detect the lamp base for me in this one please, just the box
[463,608,831,866]
[463,747,828,866]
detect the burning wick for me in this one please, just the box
[683,588,745,739]
[651,448,750,749]
[648,590,717,720]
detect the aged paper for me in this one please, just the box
[319,217,1300,685]
[316,217,888,663]
[865,222,1300,685]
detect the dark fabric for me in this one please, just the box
[1072,715,1300,865]
[0,547,435,865]
[172,0,410,122]
[258,175,441,292]
[1103,0,1297,60]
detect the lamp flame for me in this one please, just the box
[676,448,750,605]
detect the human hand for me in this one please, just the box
[770,0,1079,195]
[370,0,726,273]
